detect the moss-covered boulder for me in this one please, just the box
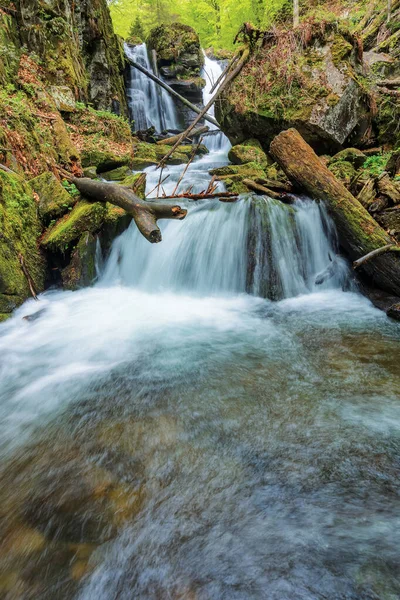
[0,171,46,314]
[328,160,357,187]
[228,142,269,167]
[41,201,107,252]
[329,148,367,169]
[210,162,267,179]
[30,173,76,224]
[61,232,97,290]
[217,25,369,153]
[131,140,208,169]
[147,23,204,80]
[101,166,131,181]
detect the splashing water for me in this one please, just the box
[0,56,399,600]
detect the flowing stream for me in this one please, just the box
[0,54,399,600]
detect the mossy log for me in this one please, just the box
[71,177,186,243]
[270,128,400,296]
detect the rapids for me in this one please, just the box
[0,52,399,600]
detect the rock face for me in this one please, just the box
[8,0,127,114]
[0,171,46,319]
[217,26,370,153]
[147,23,205,106]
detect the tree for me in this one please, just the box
[128,15,145,41]
[293,0,299,27]
[387,0,392,23]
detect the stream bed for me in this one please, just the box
[0,51,399,600]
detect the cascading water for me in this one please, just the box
[0,55,399,600]
[125,43,179,132]
[201,52,231,152]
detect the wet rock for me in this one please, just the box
[49,85,76,112]
[61,232,97,290]
[387,302,400,320]
[30,172,76,224]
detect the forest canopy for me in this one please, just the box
[108,0,293,49]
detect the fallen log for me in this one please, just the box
[150,191,239,201]
[270,128,400,296]
[70,177,187,243]
[243,178,282,199]
[353,244,400,270]
[126,57,219,128]
[377,173,400,204]
[156,126,209,146]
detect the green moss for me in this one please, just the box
[41,201,107,251]
[328,160,356,186]
[228,143,269,167]
[0,313,10,323]
[119,173,146,197]
[329,148,366,169]
[210,162,267,179]
[330,35,352,66]
[30,172,76,223]
[147,23,203,76]
[101,166,131,181]
[0,171,46,309]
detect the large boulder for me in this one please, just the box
[147,23,204,79]
[217,26,370,153]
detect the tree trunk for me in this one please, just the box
[293,0,299,27]
[126,57,219,128]
[156,126,209,146]
[71,177,186,243]
[270,128,400,296]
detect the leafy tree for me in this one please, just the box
[129,15,146,41]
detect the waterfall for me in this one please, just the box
[125,43,179,132]
[101,197,353,298]
[201,52,231,152]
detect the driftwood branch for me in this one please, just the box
[71,177,187,243]
[126,57,219,128]
[157,47,250,169]
[353,244,400,269]
[150,191,238,202]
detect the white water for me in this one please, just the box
[0,55,399,600]
[125,43,179,132]
[201,52,231,152]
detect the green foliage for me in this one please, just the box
[363,154,391,177]
[110,0,292,49]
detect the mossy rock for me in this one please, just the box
[0,171,46,312]
[210,162,267,179]
[81,146,132,172]
[119,173,146,197]
[228,143,269,167]
[101,166,131,181]
[41,201,107,252]
[61,232,97,290]
[328,160,356,187]
[0,313,10,323]
[221,175,251,195]
[131,158,158,170]
[30,172,76,224]
[83,166,98,179]
[147,23,203,77]
[329,148,367,169]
